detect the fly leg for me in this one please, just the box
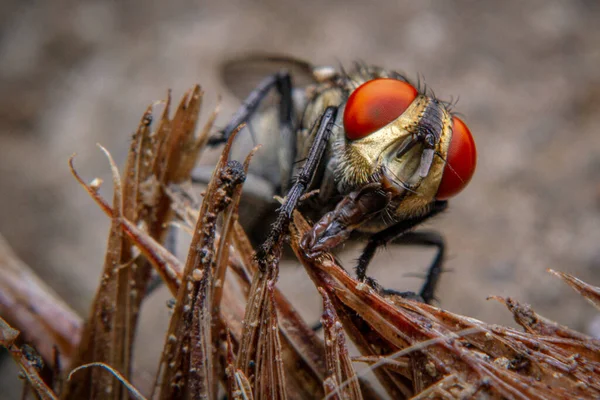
[208,71,293,146]
[309,230,443,332]
[378,231,445,304]
[354,200,448,303]
[256,107,338,271]
[206,71,296,191]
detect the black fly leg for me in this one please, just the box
[311,224,444,333]
[256,107,338,271]
[380,231,445,304]
[355,201,448,300]
[274,72,296,191]
[207,71,294,149]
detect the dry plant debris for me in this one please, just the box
[1,86,599,399]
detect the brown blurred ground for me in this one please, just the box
[1,0,600,397]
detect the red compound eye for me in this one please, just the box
[436,116,477,200]
[343,78,418,140]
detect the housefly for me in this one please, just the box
[199,54,477,302]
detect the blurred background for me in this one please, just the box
[1,0,600,396]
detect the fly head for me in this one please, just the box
[333,78,477,221]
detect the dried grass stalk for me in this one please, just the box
[1,317,58,400]
[0,234,82,366]
[290,210,600,399]
[64,86,214,400]
[155,127,246,399]
[319,288,363,400]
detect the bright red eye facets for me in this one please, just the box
[343,78,418,140]
[435,116,477,200]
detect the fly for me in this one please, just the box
[196,54,477,302]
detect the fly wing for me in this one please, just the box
[220,53,325,100]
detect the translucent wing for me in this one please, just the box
[220,53,327,100]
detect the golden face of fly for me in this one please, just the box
[329,76,474,220]
[333,96,451,217]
